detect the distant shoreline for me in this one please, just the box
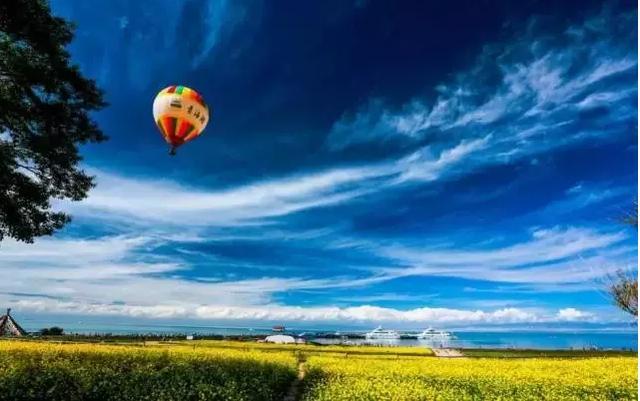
[10,332,637,352]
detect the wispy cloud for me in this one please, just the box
[334,293,439,303]
[0,236,150,265]
[0,235,343,307]
[57,135,516,229]
[0,234,391,308]
[191,0,248,67]
[382,227,625,268]
[327,10,636,175]
[396,137,490,182]
[373,226,634,285]
[62,1,638,231]
[524,182,635,222]
[0,225,632,325]
[59,167,389,226]
[66,8,636,231]
[57,0,247,89]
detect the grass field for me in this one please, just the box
[0,339,636,401]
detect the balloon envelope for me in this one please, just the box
[153,85,209,154]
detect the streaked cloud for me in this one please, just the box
[59,167,388,226]
[0,223,632,325]
[327,11,636,173]
[376,226,634,284]
[191,0,249,67]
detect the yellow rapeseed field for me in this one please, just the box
[175,340,434,356]
[301,355,638,401]
[0,340,297,401]
[0,340,636,401]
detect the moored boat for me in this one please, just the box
[365,326,401,340]
[417,327,452,339]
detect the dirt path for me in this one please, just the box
[283,360,306,401]
[433,348,464,358]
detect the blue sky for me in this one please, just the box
[1,0,637,330]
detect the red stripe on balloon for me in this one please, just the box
[176,119,194,138]
[161,116,179,144]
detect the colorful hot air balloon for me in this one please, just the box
[153,85,210,155]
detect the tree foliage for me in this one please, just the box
[0,0,106,242]
[609,270,638,317]
[608,205,638,317]
[39,326,64,336]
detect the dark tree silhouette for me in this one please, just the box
[0,0,106,242]
[40,326,64,336]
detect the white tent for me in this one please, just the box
[264,334,296,344]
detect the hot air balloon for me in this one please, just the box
[153,85,210,155]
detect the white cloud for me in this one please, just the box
[0,226,631,326]
[382,226,625,268]
[59,166,390,226]
[9,298,599,325]
[374,226,633,284]
[0,236,150,266]
[0,234,391,310]
[326,9,636,178]
[58,136,496,226]
[556,308,594,321]
[395,136,490,182]
[327,99,422,150]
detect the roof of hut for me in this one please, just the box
[264,334,296,344]
[0,309,26,336]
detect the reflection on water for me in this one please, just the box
[314,332,637,350]
[315,338,453,349]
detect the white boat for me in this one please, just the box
[365,326,401,340]
[417,327,452,339]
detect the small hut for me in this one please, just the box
[0,309,26,336]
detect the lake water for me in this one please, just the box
[22,320,637,350]
[314,331,637,350]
